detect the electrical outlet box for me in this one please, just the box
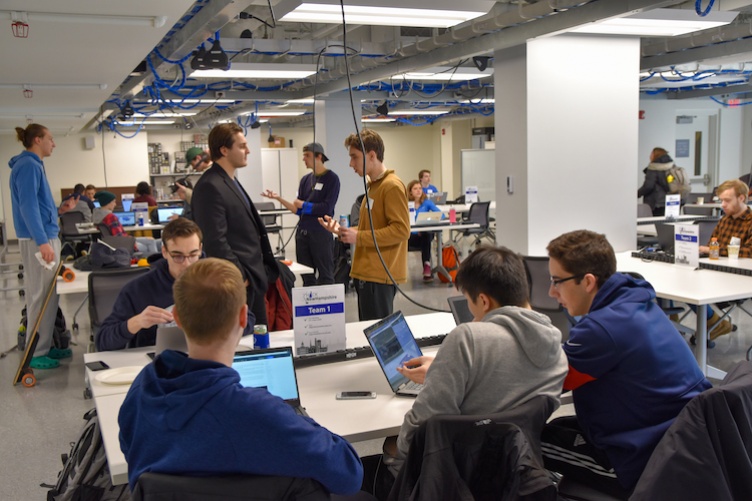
[215,91,226,99]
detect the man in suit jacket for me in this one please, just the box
[191,123,278,326]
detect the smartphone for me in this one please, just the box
[85,361,110,372]
[336,391,377,400]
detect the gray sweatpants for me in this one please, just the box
[20,238,61,357]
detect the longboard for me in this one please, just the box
[13,260,65,387]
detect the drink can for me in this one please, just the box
[339,214,350,228]
[253,324,269,349]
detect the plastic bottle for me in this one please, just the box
[449,207,457,224]
[709,237,720,260]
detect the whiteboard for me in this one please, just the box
[461,149,495,203]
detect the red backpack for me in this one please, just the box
[439,244,461,283]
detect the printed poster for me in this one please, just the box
[292,284,346,355]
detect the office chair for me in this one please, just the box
[683,205,715,217]
[59,211,93,257]
[87,267,150,352]
[452,201,492,250]
[631,360,752,500]
[687,192,715,204]
[132,472,331,501]
[256,201,284,258]
[522,256,573,342]
[388,395,557,501]
[636,203,659,248]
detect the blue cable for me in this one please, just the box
[696,0,715,16]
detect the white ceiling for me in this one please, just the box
[5,0,752,134]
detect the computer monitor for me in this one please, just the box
[113,211,136,226]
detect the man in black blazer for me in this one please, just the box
[191,123,278,326]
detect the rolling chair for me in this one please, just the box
[636,203,658,248]
[256,201,284,258]
[133,472,331,501]
[452,201,492,250]
[59,211,93,257]
[522,256,573,342]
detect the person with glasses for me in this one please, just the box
[541,229,711,498]
[95,218,203,351]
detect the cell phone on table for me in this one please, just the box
[336,391,377,400]
[85,361,110,372]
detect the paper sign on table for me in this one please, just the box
[292,284,346,355]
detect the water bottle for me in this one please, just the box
[449,207,457,224]
[709,237,720,260]
[253,324,269,349]
[138,212,145,227]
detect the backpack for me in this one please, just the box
[47,409,131,501]
[17,306,71,351]
[665,165,691,197]
[439,244,461,284]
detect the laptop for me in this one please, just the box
[154,321,187,355]
[364,311,424,397]
[655,223,675,255]
[447,296,474,325]
[157,206,184,223]
[93,200,101,208]
[122,198,133,212]
[232,347,309,416]
[431,192,448,204]
[413,211,447,226]
[113,211,136,226]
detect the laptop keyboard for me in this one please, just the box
[402,381,424,392]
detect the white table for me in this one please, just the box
[259,208,289,217]
[637,214,704,225]
[616,252,752,379]
[436,201,496,214]
[410,222,479,282]
[122,223,164,232]
[88,312,456,485]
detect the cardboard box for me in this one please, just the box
[268,136,286,148]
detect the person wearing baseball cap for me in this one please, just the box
[185,147,211,173]
[262,142,340,286]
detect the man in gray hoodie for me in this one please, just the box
[384,245,568,472]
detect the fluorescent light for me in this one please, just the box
[190,63,317,80]
[163,99,236,104]
[388,110,449,115]
[0,83,107,90]
[362,117,397,122]
[132,112,198,117]
[571,8,738,37]
[241,110,307,117]
[276,0,494,28]
[0,11,167,28]
[393,66,493,81]
[460,98,494,103]
[286,98,315,104]
[116,120,175,126]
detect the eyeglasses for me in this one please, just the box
[168,252,201,264]
[550,274,584,289]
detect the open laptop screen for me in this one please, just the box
[113,211,136,226]
[447,296,474,325]
[232,347,300,401]
[157,206,183,223]
[364,311,423,393]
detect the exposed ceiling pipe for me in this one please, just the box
[642,16,752,58]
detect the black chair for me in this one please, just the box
[522,256,573,342]
[88,267,150,352]
[453,201,492,249]
[59,211,93,257]
[256,201,284,257]
[683,205,715,216]
[389,395,557,501]
[636,203,659,248]
[132,472,330,501]
[687,192,715,204]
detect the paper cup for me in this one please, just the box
[696,197,704,204]
[728,244,740,259]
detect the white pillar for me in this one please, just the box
[495,34,640,255]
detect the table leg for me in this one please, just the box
[695,304,727,380]
[433,230,452,283]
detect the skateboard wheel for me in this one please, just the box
[21,370,36,388]
[61,269,75,282]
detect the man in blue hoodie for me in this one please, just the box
[96,218,202,351]
[9,124,76,370]
[118,258,363,495]
[542,230,711,498]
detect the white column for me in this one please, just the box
[495,34,640,255]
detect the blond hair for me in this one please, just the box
[173,258,245,345]
[716,179,749,199]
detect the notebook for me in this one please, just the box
[232,347,308,416]
[113,211,136,226]
[364,311,424,397]
[157,206,184,223]
[413,211,447,226]
[447,296,474,325]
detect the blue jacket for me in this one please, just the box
[8,150,59,245]
[411,199,443,234]
[564,273,711,490]
[96,259,174,351]
[119,350,363,494]
[296,169,340,232]
[421,184,438,195]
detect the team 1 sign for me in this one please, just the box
[292,284,346,355]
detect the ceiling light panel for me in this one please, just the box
[190,63,317,79]
[571,8,738,37]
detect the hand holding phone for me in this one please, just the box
[336,391,376,400]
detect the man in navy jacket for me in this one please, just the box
[542,229,711,498]
[119,258,363,495]
[96,218,202,351]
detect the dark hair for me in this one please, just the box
[418,169,431,180]
[344,129,385,162]
[209,123,244,161]
[546,230,616,288]
[85,184,96,190]
[15,124,48,149]
[455,246,529,308]
[135,181,151,196]
[73,184,85,194]
[162,218,203,249]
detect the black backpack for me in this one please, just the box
[17,306,71,351]
[47,409,131,501]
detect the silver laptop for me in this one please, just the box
[155,322,188,355]
[447,296,474,325]
[431,192,448,204]
[414,211,447,226]
[364,311,424,397]
[232,347,308,416]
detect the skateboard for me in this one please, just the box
[13,260,65,387]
